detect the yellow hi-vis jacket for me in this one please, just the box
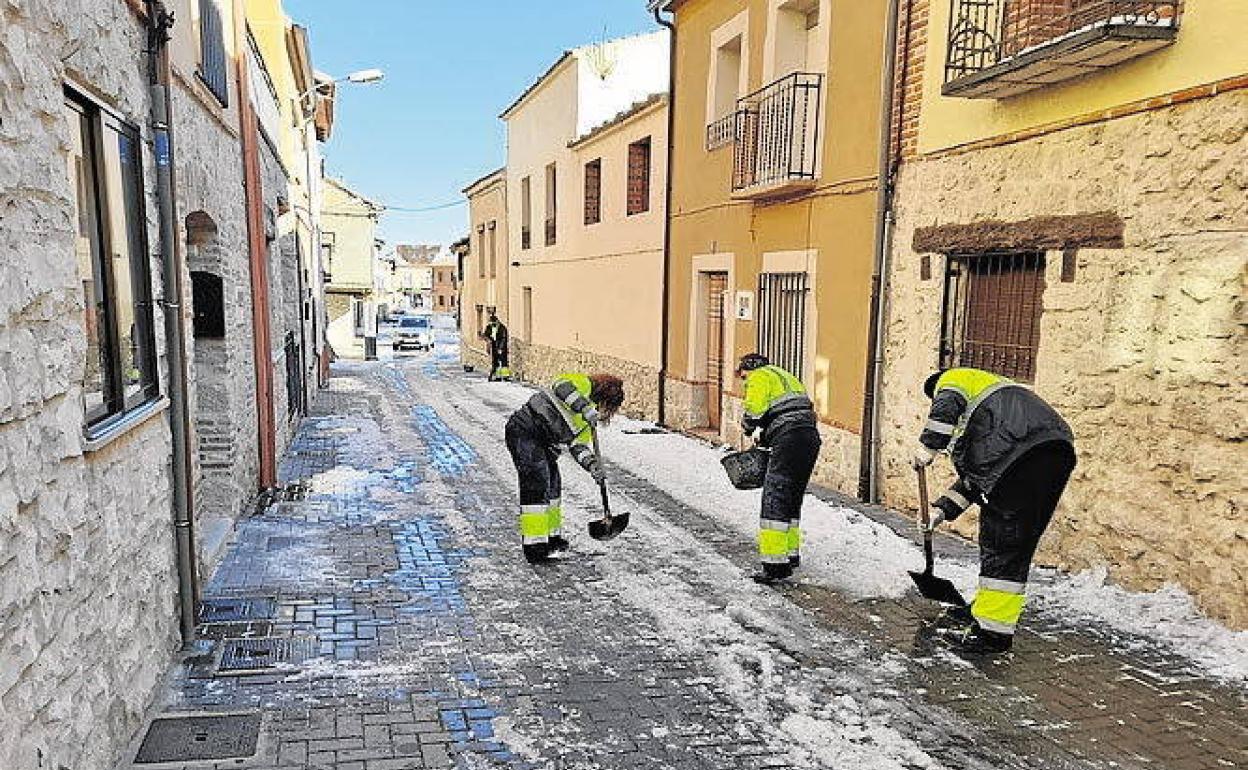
[742,365,814,435]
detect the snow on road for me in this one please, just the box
[456,376,1248,686]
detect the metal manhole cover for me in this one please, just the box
[197,597,276,624]
[217,637,316,675]
[266,536,295,551]
[134,712,261,764]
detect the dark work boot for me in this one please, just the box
[789,554,801,570]
[522,543,551,564]
[548,535,570,553]
[753,562,795,584]
[932,604,975,634]
[950,624,1013,655]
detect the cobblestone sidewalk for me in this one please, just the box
[119,357,1247,770]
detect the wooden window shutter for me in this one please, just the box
[627,137,651,216]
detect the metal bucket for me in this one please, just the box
[720,446,769,490]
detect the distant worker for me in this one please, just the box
[738,354,822,583]
[482,313,511,381]
[913,367,1076,654]
[504,373,625,563]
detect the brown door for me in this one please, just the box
[705,272,729,430]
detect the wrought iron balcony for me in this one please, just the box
[732,72,823,199]
[705,113,735,151]
[944,1,1179,99]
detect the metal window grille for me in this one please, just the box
[756,272,809,380]
[940,251,1046,382]
[733,73,823,192]
[584,159,602,225]
[521,225,531,250]
[944,0,1179,82]
[627,138,651,215]
[198,0,229,106]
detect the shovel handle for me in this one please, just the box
[916,466,935,574]
[591,425,611,518]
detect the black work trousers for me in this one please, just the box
[760,417,822,528]
[489,346,509,380]
[980,441,1076,584]
[504,414,562,559]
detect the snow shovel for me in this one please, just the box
[587,427,629,541]
[908,467,967,606]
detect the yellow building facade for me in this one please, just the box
[875,0,1247,625]
[461,168,509,372]
[656,0,887,493]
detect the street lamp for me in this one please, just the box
[299,68,386,111]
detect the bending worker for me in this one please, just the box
[738,354,822,582]
[913,367,1076,654]
[505,373,625,563]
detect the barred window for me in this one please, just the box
[757,272,809,380]
[65,90,160,433]
[584,159,602,225]
[627,137,651,216]
[520,176,532,250]
[198,0,229,107]
[940,251,1046,382]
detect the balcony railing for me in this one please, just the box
[732,72,823,198]
[944,0,1179,98]
[705,113,735,151]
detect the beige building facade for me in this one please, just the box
[461,169,509,372]
[875,0,1247,625]
[501,32,670,419]
[321,177,382,357]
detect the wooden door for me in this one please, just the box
[705,272,729,430]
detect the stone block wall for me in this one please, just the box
[878,88,1248,626]
[174,76,258,573]
[511,341,661,421]
[0,1,186,767]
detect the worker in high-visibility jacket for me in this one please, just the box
[913,367,1076,654]
[505,373,625,563]
[737,354,822,582]
[482,314,511,381]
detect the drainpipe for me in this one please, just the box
[232,0,278,488]
[145,0,199,646]
[654,6,676,427]
[857,0,903,503]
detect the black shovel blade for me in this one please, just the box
[588,517,618,541]
[608,512,629,537]
[908,569,968,607]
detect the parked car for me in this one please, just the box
[393,314,433,352]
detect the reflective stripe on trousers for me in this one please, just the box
[519,503,549,545]
[971,577,1026,635]
[758,519,790,565]
[547,497,563,536]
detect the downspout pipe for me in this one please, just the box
[654,6,676,427]
[145,0,199,647]
[857,0,902,503]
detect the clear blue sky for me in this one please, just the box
[287,0,660,250]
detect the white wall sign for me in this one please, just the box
[735,291,754,321]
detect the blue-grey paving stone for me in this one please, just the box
[131,358,1248,770]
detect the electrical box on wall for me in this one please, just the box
[735,291,754,321]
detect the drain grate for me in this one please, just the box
[197,597,276,624]
[217,636,316,675]
[197,621,274,641]
[134,712,261,764]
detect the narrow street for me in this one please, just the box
[118,324,1247,770]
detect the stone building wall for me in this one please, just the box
[173,79,257,574]
[878,88,1248,626]
[0,1,185,767]
[511,341,661,421]
[259,133,309,457]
